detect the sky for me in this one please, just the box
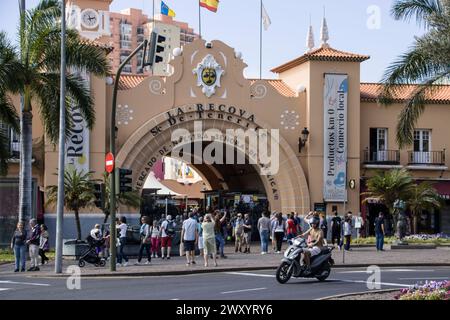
[0,0,425,82]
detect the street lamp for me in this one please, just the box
[298,127,310,153]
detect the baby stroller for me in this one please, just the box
[78,236,106,268]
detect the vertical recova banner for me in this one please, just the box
[65,71,90,173]
[323,74,348,202]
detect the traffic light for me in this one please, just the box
[93,183,105,210]
[116,168,133,194]
[143,30,166,67]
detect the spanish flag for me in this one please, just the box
[161,1,176,17]
[200,0,219,13]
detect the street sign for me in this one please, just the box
[105,153,114,173]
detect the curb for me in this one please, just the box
[26,263,450,278]
[317,288,401,300]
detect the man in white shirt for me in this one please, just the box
[181,212,198,266]
[117,217,129,266]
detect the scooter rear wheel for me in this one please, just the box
[316,264,331,282]
[276,262,293,284]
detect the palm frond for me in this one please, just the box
[391,0,443,27]
[0,95,20,133]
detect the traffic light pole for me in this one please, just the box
[110,40,147,271]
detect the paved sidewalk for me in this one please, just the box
[1,244,449,278]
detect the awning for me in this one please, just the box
[143,172,183,196]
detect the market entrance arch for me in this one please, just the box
[111,38,311,214]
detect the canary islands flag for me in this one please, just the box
[161,1,176,17]
[200,0,219,13]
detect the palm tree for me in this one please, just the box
[0,32,22,175]
[0,0,110,223]
[379,0,450,148]
[100,172,141,223]
[406,182,442,234]
[46,168,96,241]
[362,169,414,221]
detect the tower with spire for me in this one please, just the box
[306,15,315,53]
[320,8,330,48]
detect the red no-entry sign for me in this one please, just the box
[105,152,114,173]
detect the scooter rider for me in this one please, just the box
[298,214,324,272]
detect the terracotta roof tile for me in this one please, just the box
[271,46,370,73]
[360,83,450,104]
[249,79,297,97]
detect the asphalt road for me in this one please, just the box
[0,266,448,300]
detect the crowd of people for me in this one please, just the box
[9,208,382,271]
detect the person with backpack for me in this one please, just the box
[161,215,176,259]
[136,216,152,265]
[330,210,342,250]
[242,213,252,253]
[150,220,161,258]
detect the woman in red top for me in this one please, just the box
[286,213,297,240]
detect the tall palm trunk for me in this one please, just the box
[19,110,33,223]
[74,208,82,241]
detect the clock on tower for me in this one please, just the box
[66,0,112,41]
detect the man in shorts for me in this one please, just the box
[161,215,175,259]
[181,212,199,266]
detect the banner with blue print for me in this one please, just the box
[323,73,348,202]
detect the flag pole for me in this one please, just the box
[259,0,263,80]
[199,1,202,38]
[153,0,155,28]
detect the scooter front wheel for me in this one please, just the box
[276,261,293,284]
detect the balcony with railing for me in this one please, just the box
[408,150,446,166]
[363,149,400,165]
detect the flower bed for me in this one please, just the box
[395,281,450,300]
[352,234,450,245]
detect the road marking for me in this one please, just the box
[221,287,267,294]
[0,280,50,287]
[337,269,434,274]
[330,278,412,288]
[399,277,449,280]
[0,288,11,292]
[225,272,274,278]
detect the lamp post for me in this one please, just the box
[298,127,310,153]
[109,40,148,271]
[55,0,66,274]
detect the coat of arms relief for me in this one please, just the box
[193,54,225,98]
